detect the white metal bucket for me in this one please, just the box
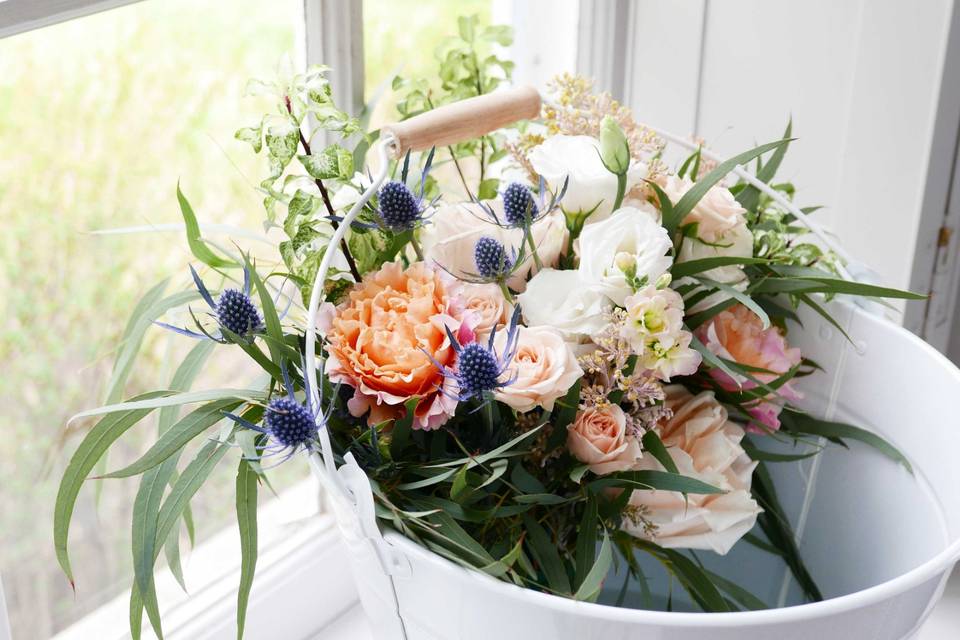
[310,297,960,640]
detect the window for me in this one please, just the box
[1,1,581,637]
[0,1,301,637]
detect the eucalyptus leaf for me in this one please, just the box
[177,183,236,268]
[55,392,166,587]
[236,459,259,639]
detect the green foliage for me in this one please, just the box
[392,14,516,196]
[235,459,260,639]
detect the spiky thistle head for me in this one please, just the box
[216,288,262,336]
[264,396,315,448]
[502,182,538,227]
[377,180,421,231]
[456,343,504,397]
[429,306,522,403]
[474,236,513,280]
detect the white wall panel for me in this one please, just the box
[624,0,955,295]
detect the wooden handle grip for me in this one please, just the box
[382,85,541,156]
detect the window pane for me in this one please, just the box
[0,1,300,637]
[363,0,580,129]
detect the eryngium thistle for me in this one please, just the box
[216,289,262,335]
[456,343,503,397]
[474,236,512,279]
[377,180,421,230]
[502,182,538,226]
[264,396,315,448]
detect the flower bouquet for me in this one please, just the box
[54,17,960,640]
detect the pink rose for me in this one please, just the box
[567,405,642,475]
[493,325,583,413]
[622,386,761,554]
[695,304,802,431]
[660,175,747,243]
[419,202,567,292]
[460,282,511,337]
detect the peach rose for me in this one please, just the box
[493,325,583,413]
[419,202,567,292]
[325,261,473,430]
[622,386,761,554]
[460,282,511,337]
[695,304,802,431]
[660,175,747,243]
[567,404,642,475]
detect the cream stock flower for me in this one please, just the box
[621,285,701,381]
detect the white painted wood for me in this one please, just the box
[916,7,960,352]
[576,0,631,98]
[621,0,956,323]
[0,0,143,39]
[303,0,364,144]
[621,0,706,137]
[0,574,11,640]
[53,479,355,640]
[492,0,580,93]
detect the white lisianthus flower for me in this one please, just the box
[529,135,647,224]
[518,268,612,342]
[577,206,673,306]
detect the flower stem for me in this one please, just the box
[410,234,425,261]
[525,226,543,270]
[498,281,514,304]
[481,399,495,441]
[612,172,627,212]
[448,146,473,199]
[286,99,361,282]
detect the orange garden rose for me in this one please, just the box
[325,261,473,430]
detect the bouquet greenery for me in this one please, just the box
[54,15,922,639]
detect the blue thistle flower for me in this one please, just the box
[357,147,437,232]
[502,182,538,227]
[264,396,315,449]
[155,264,264,343]
[224,360,337,466]
[468,175,569,229]
[474,236,513,279]
[216,288,262,336]
[426,306,522,403]
[377,180,421,231]
[456,343,504,397]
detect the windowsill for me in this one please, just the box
[54,477,359,640]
